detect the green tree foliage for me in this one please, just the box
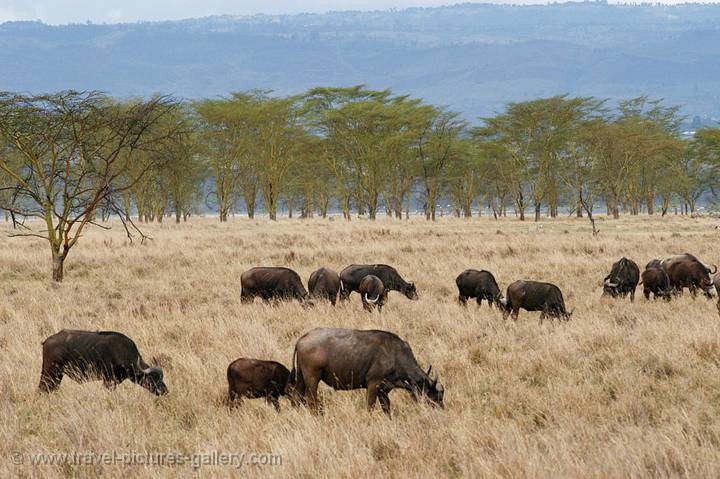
[0,91,179,281]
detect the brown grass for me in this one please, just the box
[2,214,720,477]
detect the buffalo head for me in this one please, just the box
[403,283,419,300]
[414,365,444,408]
[602,277,619,297]
[137,359,168,396]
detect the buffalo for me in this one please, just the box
[456,269,503,308]
[308,267,341,305]
[664,255,716,298]
[359,275,386,312]
[38,330,168,395]
[602,257,640,301]
[339,264,418,301]
[291,327,444,415]
[714,273,720,315]
[241,267,311,305]
[641,268,672,301]
[227,358,291,411]
[503,280,572,322]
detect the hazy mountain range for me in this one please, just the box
[2,2,720,123]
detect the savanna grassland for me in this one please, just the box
[2,214,720,478]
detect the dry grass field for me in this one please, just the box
[2,214,720,478]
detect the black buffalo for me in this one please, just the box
[339,264,418,301]
[455,269,503,308]
[227,358,291,411]
[641,268,672,301]
[308,267,341,305]
[359,275,386,312]
[667,259,715,298]
[503,280,572,322]
[714,273,720,315]
[602,257,640,301]
[241,267,310,305]
[38,330,168,395]
[291,327,444,415]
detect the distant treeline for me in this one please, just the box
[2,87,720,279]
[2,87,720,226]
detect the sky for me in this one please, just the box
[0,0,714,24]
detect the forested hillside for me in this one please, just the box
[1,2,720,119]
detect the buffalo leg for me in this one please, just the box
[630,287,636,302]
[378,390,391,416]
[476,297,483,307]
[458,295,468,306]
[366,380,381,411]
[644,288,650,300]
[240,290,254,304]
[539,311,546,325]
[302,372,321,413]
[38,363,63,393]
[103,379,118,391]
[511,308,520,321]
[266,395,281,412]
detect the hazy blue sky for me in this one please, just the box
[1,0,713,25]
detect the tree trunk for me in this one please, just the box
[534,202,541,222]
[52,252,65,282]
[367,192,378,220]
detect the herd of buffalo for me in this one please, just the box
[36,254,718,415]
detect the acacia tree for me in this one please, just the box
[247,93,305,221]
[195,99,245,221]
[0,91,178,281]
[417,107,465,220]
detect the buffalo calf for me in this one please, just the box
[227,358,291,411]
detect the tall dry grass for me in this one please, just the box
[2,214,720,478]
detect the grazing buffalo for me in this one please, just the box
[38,330,168,395]
[602,257,640,301]
[291,327,444,415]
[227,358,291,411]
[714,273,720,315]
[665,257,716,298]
[641,268,672,301]
[503,280,572,322]
[339,264,418,301]
[308,267,341,305]
[456,269,503,308]
[241,267,310,305]
[359,275,386,312]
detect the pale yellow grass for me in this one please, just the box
[2,214,720,478]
